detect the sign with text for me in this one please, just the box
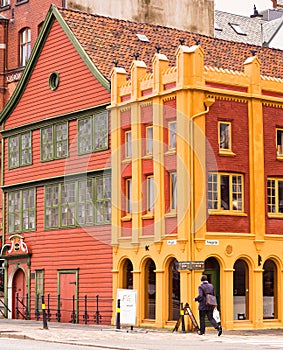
[205,240,219,246]
[177,261,205,271]
[116,289,137,325]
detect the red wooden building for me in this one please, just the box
[0,5,112,322]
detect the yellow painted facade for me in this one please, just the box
[109,45,283,330]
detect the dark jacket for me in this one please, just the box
[194,281,215,311]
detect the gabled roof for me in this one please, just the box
[58,7,283,79]
[3,5,283,123]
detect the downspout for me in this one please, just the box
[190,97,215,261]
[0,17,9,109]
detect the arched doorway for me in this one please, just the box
[12,268,26,319]
[122,259,133,289]
[204,257,220,304]
[263,259,277,319]
[168,258,180,321]
[144,259,156,320]
[233,259,249,320]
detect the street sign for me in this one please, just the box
[177,261,204,271]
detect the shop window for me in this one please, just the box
[19,27,31,66]
[168,259,180,321]
[208,172,243,212]
[267,178,283,215]
[122,259,133,290]
[263,260,277,319]
[144,259,156,319]
[233,259,249,320]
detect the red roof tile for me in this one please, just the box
[59,7,283,80]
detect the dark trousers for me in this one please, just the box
[199,309,219,334]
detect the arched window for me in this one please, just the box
[168,258,180,321]
[19,27,31,66]
[263,259,277,319]
[144,259,156,320]
[233,259,249,320]
[122,259,133,290]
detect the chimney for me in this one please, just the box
[272,0,277,9]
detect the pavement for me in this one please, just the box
[1,319,283,349]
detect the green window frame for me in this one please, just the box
[8,188,36,233]
[35,269,44,313]
[44,174,111,229]
[41,122,68,161]
[267,178,283,215]
[8,131,32,169]
[208,172,243,212]
[78,112,108,155]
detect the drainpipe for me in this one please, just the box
[0,17,8,110]
[190,97,215,261]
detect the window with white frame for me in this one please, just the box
[276,129,283,156]
[126,178,132,214]
[267,178,283,214]
[168,121,176,150]
[170,172,177,211]
[208,172,243,212]
[125,130,132,158]
[0,0,10,7]
[146,126,153,155]
[8,188,36,233]
[41,122,68,161]
[147,176,154,213]
[219,122,231,151]
[8,132,32,169]
[19,27,31,66]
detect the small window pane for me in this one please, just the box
[219,122,231,150]
[146,126,153,154]
[169,121,176,150]
[125,131,132,158]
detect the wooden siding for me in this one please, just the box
[3,119,111,186]
[4,20,110,130]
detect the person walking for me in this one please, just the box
[194,274,222,336]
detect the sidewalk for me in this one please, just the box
[1,319,283,350]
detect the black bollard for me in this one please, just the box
[41,295,48,329]
[181,303,185,332]
[116,299,121,329]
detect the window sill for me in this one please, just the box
[267,213,283,219]
[142,154,153,159]
[218,150,236,157]
[208,210,247,217]
[15,0,29,5]
[122,158,132,164]
[121,215,132,222]
[141,213,154,220]
[276,155,283,161]
[165,212,177,218]
[0,5,10,10]
[165,150,176,156]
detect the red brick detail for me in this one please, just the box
[206,99,250,233]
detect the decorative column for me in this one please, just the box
[244,56,265,251]
[253,267,264,329]
[222,268,235,330]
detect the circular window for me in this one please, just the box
[49,72,60,91]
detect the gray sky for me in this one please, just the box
[215,0,273,16]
